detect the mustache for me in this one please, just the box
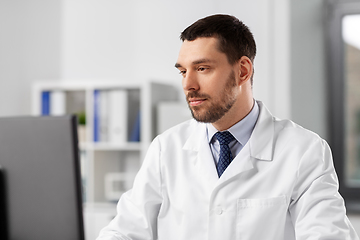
[186,91,211,101]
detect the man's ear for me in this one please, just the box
[237,56,253,85]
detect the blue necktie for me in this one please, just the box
[215,131,235,177]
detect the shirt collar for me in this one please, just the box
[207,100,259,146]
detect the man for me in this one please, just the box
[97,14,359,239]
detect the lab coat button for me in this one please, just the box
[216,207,223,215]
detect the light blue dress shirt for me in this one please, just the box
[207,100,260,164]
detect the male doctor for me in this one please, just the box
[97,14,359,239]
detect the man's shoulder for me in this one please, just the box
[257,101,324,144]
[273,116,325,146]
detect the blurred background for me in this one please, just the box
[1,0,360,238]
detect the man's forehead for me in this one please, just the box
[176,37,224,66]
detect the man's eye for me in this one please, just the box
[179,70,186,75]
[197,67,208,72]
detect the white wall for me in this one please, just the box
[0,0,61,117]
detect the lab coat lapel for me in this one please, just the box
[217,144,254,184]
[217,101,275,183]
[183,122,218,189]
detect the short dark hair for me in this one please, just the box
[180,14,256,65]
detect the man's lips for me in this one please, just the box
[188,98,206,106]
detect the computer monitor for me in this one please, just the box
[0,115,84,240]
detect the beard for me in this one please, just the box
[186,70,237,123]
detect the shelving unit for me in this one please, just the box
[32,80,179,239]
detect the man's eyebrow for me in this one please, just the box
[175,59,214,69]
[192,58,214,65]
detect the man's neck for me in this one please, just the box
[212,98,254,131]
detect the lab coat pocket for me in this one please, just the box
[236,196,288,240]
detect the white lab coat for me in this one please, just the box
[97,101,359,240]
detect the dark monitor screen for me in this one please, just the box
[0,115,84,240]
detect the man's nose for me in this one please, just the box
[182,71,200,92]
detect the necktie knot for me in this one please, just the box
[214,131,235,146]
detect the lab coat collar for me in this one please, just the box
[249,101,274,161]
[183,100,274,162]
[183,120,207,152]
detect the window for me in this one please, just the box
[326,0,360,210]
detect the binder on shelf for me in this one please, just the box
[129,111,140,142]
[109,90,128,143]
[41,91,50,116]
[41,91,67,116]
[93,89,129,143]
[99,91,109,142]
[93,90,100,142]
[50,91,66,116]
